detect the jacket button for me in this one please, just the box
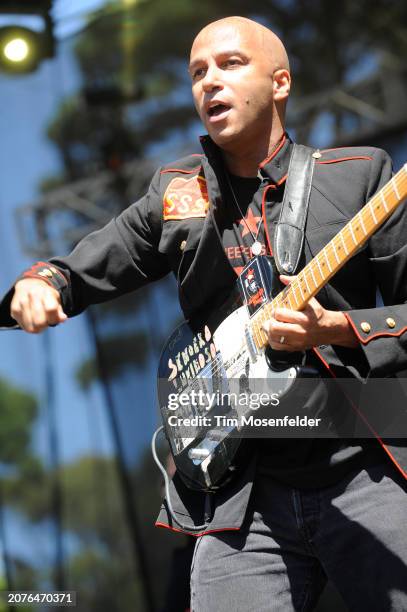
[360,322,371,333]
[386,317,396,329]
[180,240,186,251]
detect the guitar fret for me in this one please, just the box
[380,191,389,212]
[323,249,332,272]
[303,273,311,294]
[332,242,340,264]
[316,256,324,280]
[369,201,377,224]
[309,265,317,286]
[359,212,367,235]
[291,288,299,306]
[297,280,304,301]
[258,318,266,342]
[283,293,293,310]
[392,177,400,199]
[349,223,357,244]
[340,232,349,255]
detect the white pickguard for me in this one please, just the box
[212,304,297,392]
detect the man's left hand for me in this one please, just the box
[262,275,359,351]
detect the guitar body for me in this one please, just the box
[157,257,310,492]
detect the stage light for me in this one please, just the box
[3,37,29,62]
[0,26,42,73]
[0,2,55,74]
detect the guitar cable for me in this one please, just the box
[151,426,211,532]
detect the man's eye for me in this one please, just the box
[193,68,205,79]
[224,59,240,68]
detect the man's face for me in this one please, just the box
[189,24,276,150]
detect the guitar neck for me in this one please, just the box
[252,164,407,350]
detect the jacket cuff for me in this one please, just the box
[343,307,407,375]
[17,261,69,293]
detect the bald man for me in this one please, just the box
[2,16,407,612]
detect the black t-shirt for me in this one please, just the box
[220,173,384,488]
[221,174,266,275]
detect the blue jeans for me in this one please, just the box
[190,461,407,611]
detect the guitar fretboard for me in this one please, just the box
[250,164,407,350]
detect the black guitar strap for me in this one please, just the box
[273,144,317,275]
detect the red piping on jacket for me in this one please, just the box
[343,312,407,344]
[155,521,240,537]
[312,347,407,480]
[316,156,373,165]
[259,133,286,168]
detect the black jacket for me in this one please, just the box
[1,134,407,534]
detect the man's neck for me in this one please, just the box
[222,130,285,178]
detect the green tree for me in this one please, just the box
[5,448,178,611]
[0,378,49,598]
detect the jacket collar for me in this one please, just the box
[199,131,294,186]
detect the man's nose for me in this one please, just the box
[201,65,222,92]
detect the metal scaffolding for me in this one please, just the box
[15,157,154,259]
[290,52,407,147]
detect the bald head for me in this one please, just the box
[191,16,290,74]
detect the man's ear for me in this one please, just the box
[273,69,291,102]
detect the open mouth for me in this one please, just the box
[208,103,229,116]
[207,103,231,119]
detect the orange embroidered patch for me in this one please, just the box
[163,175,209,220]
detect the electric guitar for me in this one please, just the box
[157,165,407,492]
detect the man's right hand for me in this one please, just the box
[11,278,67,333]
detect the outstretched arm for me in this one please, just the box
[0,167,170,332]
